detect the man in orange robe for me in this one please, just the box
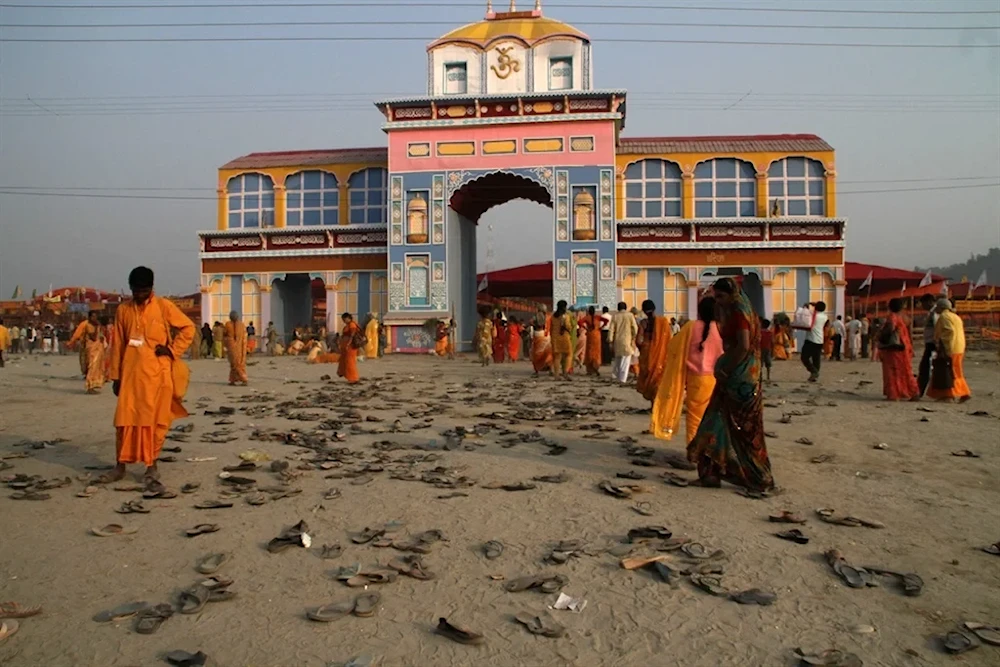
[224,311,249,385]
[636,300,672,403]
[337,313,361,383]
[104,266,194,483]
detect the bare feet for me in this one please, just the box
[143,464,160,481]
[96,463,127,485]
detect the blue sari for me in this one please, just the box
[686,279,774,491]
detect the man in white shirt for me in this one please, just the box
[793,301,828,382]
[831,315,846,361]
[669,317,680,335]
[846,316,861,360]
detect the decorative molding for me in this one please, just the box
[198,223,382,237]
[390,262,403,283]
[200,247,386,260]
[615,216,847,226]
[432,261,446,283]
[431,281,448,311]
[390,174,404,246]
[523,138,564,153]
[555,169,569,242]
[432,173,445,245]
[556,259,570,281]
[389,282,406,310]
[436,141,476,157]
[617,240,846,250]
[382,111,622,131]
[600,258,614,280]
[482,139,518,155]
[447,167,555,199]
[569,136,595,152]
[407,142,431,158]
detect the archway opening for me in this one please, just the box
[447,172,553,349]
[272,273,322,346]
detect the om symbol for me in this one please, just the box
[490,46,521,80]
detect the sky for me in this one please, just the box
[0,0,998,296]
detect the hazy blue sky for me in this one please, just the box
[1,0,998,295]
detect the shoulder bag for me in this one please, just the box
[931,353,954,391]
[158,299,190,401]
[877,320,904,351]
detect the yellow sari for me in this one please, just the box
[650,321,717,444]
[364,318,379,359]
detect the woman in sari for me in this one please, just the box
[773,323,790,361]
[822,319,835,359]
[337,313,361,383]
[928,298,972,402]
[687,278,774,492]
[83,311,106,394]
[507,318,522,362]
[652,297,724,443]
[475,309,494,367]
[212,321,225,359]
[492,315,508,364]
[434,319,449,357]
[584,306,603,375]
[636,300,672,403]
[364,314,379,360]
[530,309,552,376]
[575,314,588,370]
[879,298,919,401]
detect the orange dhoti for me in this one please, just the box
[338,322,361,383]
[225,322,248,384]
[926,353,971,401]
[508,329,521,362]
[435,337,448,357]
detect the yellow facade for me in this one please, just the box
[615,149,836,220]
[217,160,387,230]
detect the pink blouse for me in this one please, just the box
[687,321,724,376]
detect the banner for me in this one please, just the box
[955,300,1000,313]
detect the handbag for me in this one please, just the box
[158,299,190,401]
[877,322,904,351]
[931,354,954,391]
[350,326,367,350]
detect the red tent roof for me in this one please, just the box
[477,262,551,283]
[844,262,941,282]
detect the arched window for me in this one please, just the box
[286,171,338,226]
[227,173,274,228]
[621,269,647,311]
[772,271,797,316]
[242,279,261,331]
[370,273,388,316]
[336,274,359,319]
[809,270,835,310]
[663,273,688,321]
[693,158,756,218]
[406,257,429,307]
[348,168,388,224]
[624,160,682,219]
[768,158,825,216]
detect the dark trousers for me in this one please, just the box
[917,342,935,396]
[831,334,842,361]
[801,340,823,376]
[861,334,870,358]
[600,330,611,365]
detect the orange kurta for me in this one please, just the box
[109,295,194,466]
[637,316,672,402]
[338,321,361,383]
[84,323,106,392]
[435,324,449,357]
[224,321,249,384]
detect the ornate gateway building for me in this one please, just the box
[198,1,845,351]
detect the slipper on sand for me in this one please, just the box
[0,620,19,643]
[775,529,810,545]
[93,601,150,623]
[483,540,504,560]
[194,499,234,510]
[177,585,211,615]
[134,603,174,635]
[728,588,777,606]
[307,599,355,622]
[793,648,863,666]
[0,603,41,620]
[942,630,980,654]
[91,524,138,537]
[164,650,208,667]
[514,611,565,638]
[352,592,380,618]
[436,617,485,645]
[195,553,230,575]
[963,622,1000,646]
[185,524,220,538]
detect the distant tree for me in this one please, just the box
[917,247,1000,283]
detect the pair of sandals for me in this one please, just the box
[307,592,380,621]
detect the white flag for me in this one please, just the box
[900,282,907,296]
[971,270,987,291]
[859,271,873,291]
[940,280,949,295]
[477,276,488,292]
[918,270,932,288]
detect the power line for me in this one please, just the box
[5,20,998,31]
[1,2,997,16]
[4,35,996,47]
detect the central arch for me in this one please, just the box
[448,171,554,348]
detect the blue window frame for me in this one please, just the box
[768,157,825,216]
[226,173,275,228]
[693,158,756,218]
[348,168,388,224]
[286,170,339,226]
[624,159,683,219]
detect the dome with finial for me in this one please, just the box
[429,1,588,51]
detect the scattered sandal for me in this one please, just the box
[436,617,485,645]
[0,620,19,643]
[307,599,356,622]
[93,601,150,623]
[631,501,654,517]
[185,524,220,538]
[980,541,1000,556]
[598,480,632,499]
[194,499,234,510]
[962,621,1000,646]
[134,603,174,634]
[861,566,923,596]
[728,588,777,606]
[0,603,41,619]
[660,472,690,487]
[689,573,728,596]
[319,544,343,559]
[824,549,875,589]
[816,508,885,529]
[775,529,810,545]
[514,611,565,638]
[941,629,980,655]
[952,449,980,458]
[769,510,807,524]
[503,573,568,594]
[164,650,209,667]
[793,648,863,666]
[91,523,138,537]
[483,540,504,560]
[177,585,211,614]
[195,552,230,575]
[115,500,150,514]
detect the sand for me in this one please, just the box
[0,349,998,667]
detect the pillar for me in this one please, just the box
[824,169,837,217]
[762,280,774,320]
[260,285,272,330]
[687,284,698,320]
[755,171,769,218]
[273,184,286,228]
[681,171,694,218]
[325,283,337,331]
[199,285,211,326]
[834,280,846,319]
[216,187,227,230]
[614,169,625,221]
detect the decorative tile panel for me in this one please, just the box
[600,259,614,281]
[432,173,445,245]
[389,282,406,310]
[556,171,569,196]
[528,167,555,195]
[431,282,448,311]
[570,136,595,152]
[524,138,564,153]
[407,142,430,158]
[553,279,572,305]
[556,259,570,281]
[600,169,613,196]
[575,263,596,299]
[390,175,404,246]
[556,219,569,241]
[432,261,445,283]
[390,262,403,283]
[555,169,569,242]
[599,279,618,308]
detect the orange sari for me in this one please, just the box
[531,315,553,373]
[224,321,248,385]
[585,315,602,374]
[637,316,672,402]
[508,323,521,362]
[434,323,448,357]
[337,321,360,383]
[880,312,918,401]
[84,323,106,392]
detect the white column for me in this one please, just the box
[325,285,336,331]
[763,281,774,320]
[260,286,272,330]
[199,286,211,326]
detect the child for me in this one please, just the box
[760,318,774,382]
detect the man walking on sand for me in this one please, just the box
[101,266,194,484]
[607,301,638,384]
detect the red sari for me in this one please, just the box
[492,319,507,364]
[880,312,919,400]
[585,315,602,374]
[507,323,521,362]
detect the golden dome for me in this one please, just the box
[408,192,428,211]
[430,12,589,50]
[573,190,595,205]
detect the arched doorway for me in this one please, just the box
[448,172,553,348]
[271,273,320,345]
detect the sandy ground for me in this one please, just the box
[0,348,998,667]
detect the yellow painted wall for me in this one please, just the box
[217,161,388,230]
[615,149,836,220]
[621,269,647,311]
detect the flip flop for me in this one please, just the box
[514,611,565,638]
[352,592,381,618]
[324,488,342,500]
[620,555,668,571]
[532,472,570,484]
[689,573,728,596]
[483,540,504,560]
[680,543,724,560]
[181,483,200,494]
[628,526,672,542]
[91,523,138,537]
[660,472,690,487]
[93,601,150,623]
[389,555,435,580]
[195,553,230,575]
[0,620,19,643]
[824,550,870,589]
[862,567,923,596]
[775,529,810,545]
[319,544,343,559]
[116,500,151,514]
[185,524,220,537]
[9,491,51,501]
[650,560,684,586]
[769,511,807,524]
[951,449,980,458]
[810,454,835,464]
[617,471,645,480]
[223,461,257,472]
[177,585,211,615]
[134,603,174,634]
[632,501,654,517]
[942,629,980,654]
[598,480,632,499]
[0,603,41,619]
[194,500,234,510]
[793,648,864,666]
[351,527,386,544]
[963,622,1000,646]
[656,537,692,552]
[165,650,209,667]
[246,492,269,506]
[729,589,777,606]
[981,542,1000,556]
[436,617,485,645]
[499,482,536,491]
[307,599,356,622]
